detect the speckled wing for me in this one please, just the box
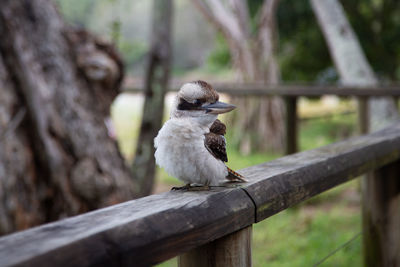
[205,119,247,182]
[209,119,226,135]
[204,132,228,162]
[204,119,228,162]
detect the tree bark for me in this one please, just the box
[131,0,173,196]
[192,0,285,153]
[0,0,137,235]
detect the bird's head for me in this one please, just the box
[171,80,236,126]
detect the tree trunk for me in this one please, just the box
[131,0,173,196]
[310,0,400,265]
[0,0,137,236]
[193,0,285,154]
[310,0,399,130]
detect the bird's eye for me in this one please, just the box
[194,99,202,105]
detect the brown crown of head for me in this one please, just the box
[192,80,219,103]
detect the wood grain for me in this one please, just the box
[362,160,400,266]
[284,96,298,155]
[1,123,400,266]
[357,96,369,134]
[0,188,254,267]
[178,226,252,267]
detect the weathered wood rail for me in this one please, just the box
[1,123,400,267]
[124,82,400,154]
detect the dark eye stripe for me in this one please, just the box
[195,98,207,105]
[177,98,200,110]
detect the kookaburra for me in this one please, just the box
[154,80,246,189]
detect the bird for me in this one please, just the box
[154,80,246,190]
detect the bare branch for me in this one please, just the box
[257,0,280,53]
[192,0,242,42]
[229,0,251,38]
[258,0,280,26]
[257,0,281,83]
[192,0,258,80]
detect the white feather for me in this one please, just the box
[154,117,228,186]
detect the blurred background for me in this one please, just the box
[1,0,400,266]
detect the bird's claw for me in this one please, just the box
[187,185,210,191]
[171,184,211,191]
[171,184,191,191]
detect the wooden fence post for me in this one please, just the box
[357,97,369,134]
[362,159,400,266]
[285,96,298,155]
[178,226,252,267]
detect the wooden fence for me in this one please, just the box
[0,122,399,266]
[123,83,400,154]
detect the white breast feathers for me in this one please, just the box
[154,118,228,186]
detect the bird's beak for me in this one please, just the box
[202,101,236,114]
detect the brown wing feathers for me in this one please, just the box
[204,119,247,182]
[209,119,226,135]
[205,119,227,162]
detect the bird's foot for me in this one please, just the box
[171,184,192,191]
[187,185,210,191]
[171,184,211,191]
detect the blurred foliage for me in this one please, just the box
[277,0,334,82]
[278,0,400,81]
[205,34,231,72]
[342,0,400,80]
[300,113,356,151]
[55,0,150,74]
[110,20,121,44]
[205,0,400,82]
[55,0,400,80]
[118,41,148,71]
[200,0,334,81]
[55,0,216,74]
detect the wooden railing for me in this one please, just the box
[123,83,400,155]
[1,123,399,266]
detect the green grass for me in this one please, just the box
[252,180,361,267]
[299,113,357,151]
[113,98,362,267]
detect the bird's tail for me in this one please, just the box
[226,167,247,182]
